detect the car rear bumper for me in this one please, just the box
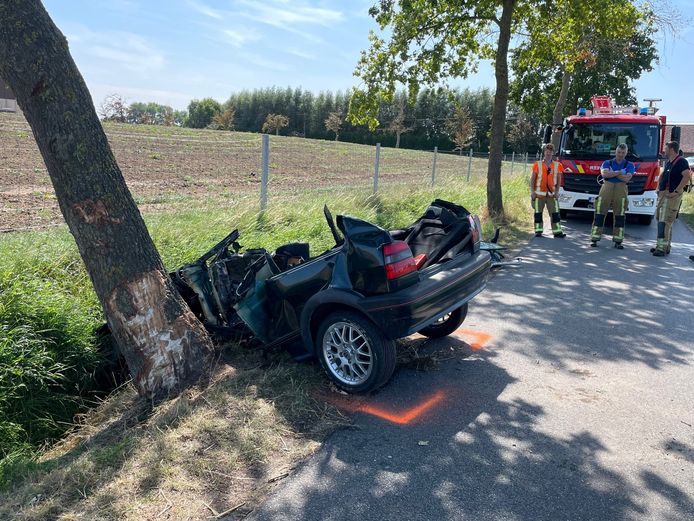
[359,250,491,339]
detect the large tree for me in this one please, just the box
[511,21,657,125]
[349,0,521,219]
[511,0,655,139]
[0,0,215,399]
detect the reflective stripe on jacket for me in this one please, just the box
[533,160,560,197]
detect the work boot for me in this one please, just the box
[590,241,598,247]
[553,232,566,238]
[689,255,694,262]
[614,242,624,250]
[652,246,671,254]
[652,249,665,257]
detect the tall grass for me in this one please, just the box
[0,176,532,478]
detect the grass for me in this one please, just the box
[0,129,534,519]
[678,191,694,230]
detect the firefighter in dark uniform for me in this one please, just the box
[530,143,566,238]
[652,141,691,256]
[590,143,634,249]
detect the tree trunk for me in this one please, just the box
[486,0,516,220]
[0,0,215,399]
[395,132,401,148]
[551,68,573,150]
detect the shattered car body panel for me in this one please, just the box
[171,200,492,392]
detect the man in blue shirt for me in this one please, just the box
[590,143,635,249]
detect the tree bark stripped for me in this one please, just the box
[0,0,215,399]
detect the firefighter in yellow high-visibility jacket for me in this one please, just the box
[530,143,566,238]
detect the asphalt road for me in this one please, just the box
[247,215,694,521]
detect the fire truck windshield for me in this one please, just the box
[560,123,660,161]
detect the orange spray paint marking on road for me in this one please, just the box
[453,329,492,351]
[326,389,447,425]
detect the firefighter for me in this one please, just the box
[530,143,566,238]
[590,143,634,249]
[651,141,691,256]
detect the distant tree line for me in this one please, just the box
[99,87,542,153]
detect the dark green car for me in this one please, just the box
[172,200,491,393]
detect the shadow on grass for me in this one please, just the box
[0,344,345,520]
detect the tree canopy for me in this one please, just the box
[510,0,657,126]
[348,0,660,217]
[349,0,525,218]
[186,97,221,128]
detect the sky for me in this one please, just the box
[41,0,694,123]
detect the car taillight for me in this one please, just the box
[468,215,479,242]
[383,241,416,280]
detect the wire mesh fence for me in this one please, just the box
[0,112,537,233]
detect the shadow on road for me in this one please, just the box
[473,218,693,371]
[249,352,676,520]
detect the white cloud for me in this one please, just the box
[235,0,343,29]
[187,1,224,20]
[223,28,261,47]
[65,25,165,73]
[287,48,315,60]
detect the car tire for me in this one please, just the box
[417,304,468,339]
[559,209,568,219]
[639,214,654,225]
[316,310,396,393]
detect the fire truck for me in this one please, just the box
[554,96,679,225]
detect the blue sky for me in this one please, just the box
[43,0,694,122]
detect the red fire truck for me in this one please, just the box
[555,96,678,224]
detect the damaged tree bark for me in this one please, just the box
[0,0,215,399]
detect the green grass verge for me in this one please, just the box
[678,191,694,230]
[0,175,533,491]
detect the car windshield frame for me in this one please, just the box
[560,122,661,161]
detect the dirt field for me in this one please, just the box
[0,112,527,231]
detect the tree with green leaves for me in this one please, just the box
[387,99,413,148]
[349,0,521,219]
[325,111,343,141]
[511,0,655,141]
[211,106,236,131]
[507,113,540,154]
[127,101,179,126]
[185,97,221,128]
[511,18,657,126]
[262,113,289,135]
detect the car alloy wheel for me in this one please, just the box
[322,321,373,386]
[316,311,396,392]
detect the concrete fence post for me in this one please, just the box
[260,133,269,211]
[511,151,515,176]
[431,146,438,187]
[373,143,381,195]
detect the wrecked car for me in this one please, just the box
[171,199,491,393]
